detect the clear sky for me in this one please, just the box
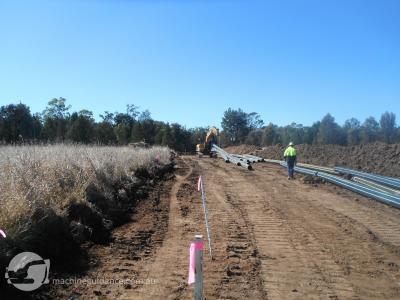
[1,0,399,129]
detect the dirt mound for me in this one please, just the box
[67,201,112,244]
[225,144,260,154]
[227,142,400,178]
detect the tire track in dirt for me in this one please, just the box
[198,157,267,299]
[123,156,196,299]
[310,187,400,249]
[253,163,400,299]
[126,156,267,299]
[210,162,355,299]
[199,158,400,299]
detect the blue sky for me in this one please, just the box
[1,0,399,129]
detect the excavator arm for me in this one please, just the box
[196,126,219,157]
[205,127,218,145]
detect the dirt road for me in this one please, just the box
[52,155,400,299]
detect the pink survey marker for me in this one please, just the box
[188,241,204,284]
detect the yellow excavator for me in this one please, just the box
[196,126,219,157]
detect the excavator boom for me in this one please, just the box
[196,126,219,157]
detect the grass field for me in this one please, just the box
[0,145,171,236]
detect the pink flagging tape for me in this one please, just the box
[0,229,6,238]
[188,240,204,284]
[188,242,196,284]
[194,240,204,250]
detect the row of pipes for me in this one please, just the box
[209,146,400,209]
[277,162,400,209]
[211,145,257,170]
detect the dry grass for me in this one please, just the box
[0,145,171,235]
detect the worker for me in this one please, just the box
[284,142,297,180]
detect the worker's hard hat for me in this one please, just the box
[289,142,294,146]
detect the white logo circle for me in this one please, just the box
[5,252,50,291]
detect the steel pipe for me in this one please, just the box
[335,166,400,189]
[296,163,337,175]
[317,172,400,209]
[244,154,265,162]
[212,145,252,170]
[231,154,253,164]
[264,159,282,164]
[278,163,400,209]
[351,176,400,196]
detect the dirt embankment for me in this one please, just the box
[227,142,400,178]
[0,162,175,300]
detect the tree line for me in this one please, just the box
[0,99,399,150]
[221,109,399,146]
[0,98,200,152]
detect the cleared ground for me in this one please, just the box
[52,155,400,299]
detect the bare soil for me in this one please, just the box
[227,142,400,177]
[45,153,400,299]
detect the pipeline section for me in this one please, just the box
[244,154,265,162]
[225,154,400,208]
[212,145,252,170]
[279,162,400,209]
[227,154,265,164]
[268,160,336,174]
[352,176,400,196]
[231,154,254,164]
[335,166,400,190]
[296,163,337,175]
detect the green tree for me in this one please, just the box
[221,108,249,145]
[279,122,305,145]
[343,117,361,145]
[114,124,130,145]
[138,109,152,121]
[42,98,71,141]
[114,113,133,127]
[126,104,139,120]
[141,119,156,144]
[114,104,139,128]
[171,123,193,152]
[247,112,264,131]
[261,123,278,146]
[32,113,42,140]
[303,122,320,144]
[161,123,174,147]
[99,111,115,124]
[154,122,165,145]
[316,113,344,145]
[380,111,396,143]
[43,97,71,119]
[0,103,34,142]
[66,110,94,143]
[245,129,262,145]
[360,116,379,144]
[131,122,144,142]
[190,127,208,145]
[95,121,116,144]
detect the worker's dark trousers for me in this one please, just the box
[287,157,296,178]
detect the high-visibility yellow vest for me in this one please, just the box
[284,146,297,157]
